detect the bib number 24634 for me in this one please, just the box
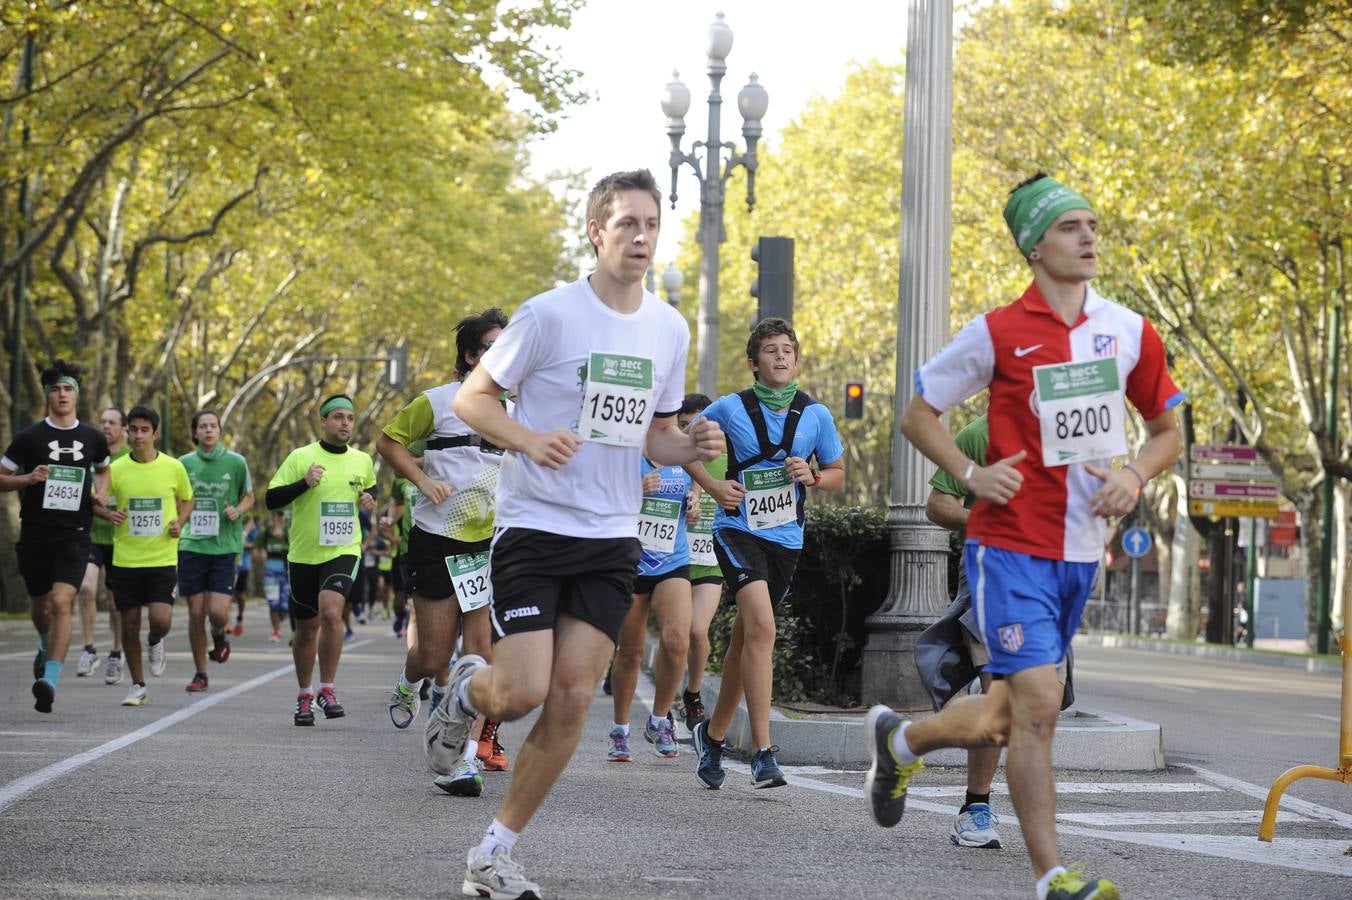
[578,351,654,448]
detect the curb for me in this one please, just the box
[642,636,1164,771]
[1076,632,1342,675]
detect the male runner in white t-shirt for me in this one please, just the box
[438,169,723,898]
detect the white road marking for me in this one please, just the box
[1308,714,1340,724]
[0,639,375,815]
[1058,810,1309,826]
[1182,764,1352,831]
[904,782,1223,797]
[1154,684,1197,693]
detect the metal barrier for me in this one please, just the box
[1258,632,1351,841]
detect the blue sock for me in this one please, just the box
[42,659,63,686]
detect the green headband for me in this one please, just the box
[44,375,79,393]
[1003,177,1094,258]
[320,397,355,417]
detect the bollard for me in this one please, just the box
[1257,632,1352,841]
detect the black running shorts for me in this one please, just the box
[712,528,800,608]
[405,526,491,602]
[489,527,640,645]
[18,532,92,598]
[287,556,359,620]
[109,565,178,611]
[633,566,690,597]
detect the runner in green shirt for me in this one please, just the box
[176,410,254,693]
[265,393,377,726]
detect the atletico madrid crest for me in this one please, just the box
[998,624,1024,653]
[1093,334,1118,357]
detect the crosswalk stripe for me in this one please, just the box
[1058,810,1309,826]
[907,782,1222,797]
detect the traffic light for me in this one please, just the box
[844,381,864,419]
[386,345,409,388]
[750,236,794,324]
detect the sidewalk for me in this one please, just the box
[642,636,1164,771]
[1076,632,1342,675]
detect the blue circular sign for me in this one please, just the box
[1122,526,1152,559]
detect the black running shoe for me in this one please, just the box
[32,680,54,714]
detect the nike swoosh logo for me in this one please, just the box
[1014,344,1043,357]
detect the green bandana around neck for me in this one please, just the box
[753,379,799,411]
[1002,177,1093,258]
[320,396,355,417]
[45,375,79,393]
[196,443,225,461]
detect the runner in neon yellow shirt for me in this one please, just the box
[265,393,377,726]
[106,405,193,707]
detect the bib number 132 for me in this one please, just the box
[447,552,492,613]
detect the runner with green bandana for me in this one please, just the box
[266,393,377,726]
[177,409,254,692]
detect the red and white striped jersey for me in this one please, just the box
[916,282,1184,562]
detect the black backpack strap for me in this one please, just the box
[726,389,816,482]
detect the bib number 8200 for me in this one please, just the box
[1055,404,1111,440]
[587,394,647,425]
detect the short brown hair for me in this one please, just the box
[585,169,662,254]
[746,317,800,363]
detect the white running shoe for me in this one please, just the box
[434,757,484,797]
[462,846,541,899]
[426,654,485,774]
[148,640,166,677]
[425,701,459,775]
[389,680,421,729]
[122,684,149,706]
[76,647,98,677]
[104,655,124,685]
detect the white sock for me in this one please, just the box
[298,685,313,695]
[455,674,478,717]
[398,667,423,693]
[463,740,479,762]
[1036,866,1066,900]
[475,819,518,856]
[889,721,919,765]
[612,722,630,735]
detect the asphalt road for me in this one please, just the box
[0,610,1348,899]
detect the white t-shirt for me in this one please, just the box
[415,382,504,541]
[482,276,689,539]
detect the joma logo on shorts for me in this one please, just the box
[502,606,540,621]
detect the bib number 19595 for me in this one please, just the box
[318,501,356,546]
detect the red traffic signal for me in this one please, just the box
[844,381,864,419]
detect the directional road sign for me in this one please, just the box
[1188,481,1281,500]
[1189,499,1280,519]
[1122,526,1152,558]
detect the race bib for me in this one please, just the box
[263,577,280,602]
[318,500,356,546]
[688,493,718,566]
[42,465,84,511]
[578,352,655,447]
[190,497,220,537]
[127,497,164,537]
[743,466,797,531]
[446,551,492,613]
[1033,359,1128,466]
[637,497,681,554]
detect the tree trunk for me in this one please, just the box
[1334,481,1349,634]
[1166,479,1200,639]
[1299,494,1323,650]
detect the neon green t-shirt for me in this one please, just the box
[109,451,194,568]
[178,446,253,556]
[91,445,131,546]
[688,452,728,582]
[268,442,376,565]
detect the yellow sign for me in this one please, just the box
[1189,499,1280,519]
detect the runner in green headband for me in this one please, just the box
[44,375,80,393]
[1002,174,1093,258]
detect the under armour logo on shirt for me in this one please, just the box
[48,440,84,462]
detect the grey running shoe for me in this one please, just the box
[951,803,1002,849]
[426,654,484,774]
[434,757,484,797]
[76,646,98,677]
[462,846,541,899]
[388,680,420,729]
[864,704,924,828]
[148,640,166,677]
[104,654,125,685]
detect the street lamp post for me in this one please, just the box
[861,0,955,708]
[662,262,684,307]
[661,12,769,397]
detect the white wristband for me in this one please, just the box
[962,462,975,484]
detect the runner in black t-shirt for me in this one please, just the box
[0,361,111,713]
